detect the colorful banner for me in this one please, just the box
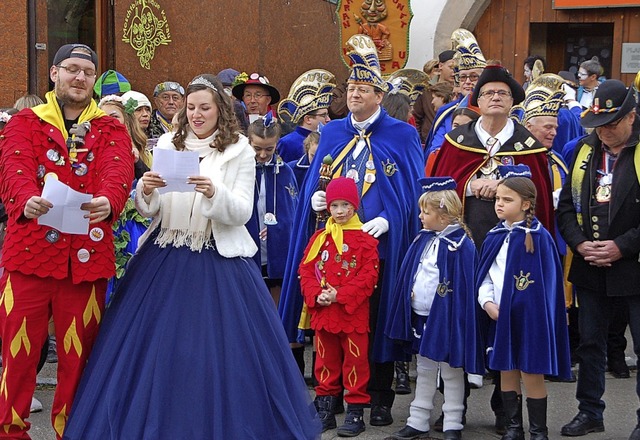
[337,0,413,73]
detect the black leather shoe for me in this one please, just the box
[370,405,393,426]
[443,429,462,440]
[561,413,604,436]
[629,424,640,440]
[609,362,631,379]
[386,424,428,439]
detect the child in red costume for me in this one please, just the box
[299,176,379,437]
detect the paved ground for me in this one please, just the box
[26,350,638,439]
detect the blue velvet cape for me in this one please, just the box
[476,218,572,379]
[277,126,312,163]
[288,154,311,189]
[278,109,424,362]
[246,158,299,278]
[384,227,484,374]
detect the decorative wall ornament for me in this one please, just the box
[122,0,171,70]
[336,0,413,73]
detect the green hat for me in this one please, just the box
[93,70,131,97]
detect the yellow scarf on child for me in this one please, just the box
[31,91,105,139]
[303,215,363,264]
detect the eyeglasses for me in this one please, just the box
[456,73,480,83]
[599,115,628,129]
[478,89,512,99]
[57,64,96,78]
[577,72,590,79]
[346,86,374,94]
[243,92,269,100]
[311,111,329,119]
[158,94,183,103]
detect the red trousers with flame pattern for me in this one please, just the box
[0,271,105,439]
[314,329,370,405]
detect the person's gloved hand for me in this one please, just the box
[311,191,327,212]
[362,216,389,238]
[552,188,562,210]
[562,83,577,102]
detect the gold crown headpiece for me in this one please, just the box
[278,69,337,124]
[346,34,389,92]
[511,74,566,123]
[385,69,429,106]
[451,29,487,72]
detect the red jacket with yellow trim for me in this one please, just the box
[0,109,134,283]
[299,229,379,334]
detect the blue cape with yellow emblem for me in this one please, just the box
[476,218,572,379]
[247,157,299,278]
[384,227,484,374]
[278,108,423,362]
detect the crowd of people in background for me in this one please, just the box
[0,26,639,440]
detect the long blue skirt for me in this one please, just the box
[63,234,321,440]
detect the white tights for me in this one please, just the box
[406,355,465,432]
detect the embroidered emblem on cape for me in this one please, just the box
[514,271,535,291]
[457,134,464,143]
[436,278,452,297]
[524,137,536,148]
[285,183,297,199]
[382,159,398,176]
[513,142,524,151]
[500,156,514,165]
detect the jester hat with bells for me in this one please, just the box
[278,69,337,124]
[346,34,389,92]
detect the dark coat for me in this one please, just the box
[556,122,640,296]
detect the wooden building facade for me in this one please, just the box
[473,0,640,85]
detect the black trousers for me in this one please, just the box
[367,260,396,408]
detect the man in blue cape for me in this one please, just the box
[278,34,423,428]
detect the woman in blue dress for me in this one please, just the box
[63,74,320,440]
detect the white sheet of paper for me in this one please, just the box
[152,148,200,194]
[38,178,93,235]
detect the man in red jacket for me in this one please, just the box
[0,43,133,439]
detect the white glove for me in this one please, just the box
[552,188,562,210]
[362,216,389,238]
[311,191,327,212]
[562,83,577,102]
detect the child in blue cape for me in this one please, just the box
[477,165,571,440]
[386,177,484,440]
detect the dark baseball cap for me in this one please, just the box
[52,44,98,67]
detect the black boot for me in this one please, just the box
[337,404,365,437]
[395,361,411,394]
[501,391,524,440]
[527,397,548,440]
[314,395,337,432]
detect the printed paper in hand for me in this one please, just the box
[152,148,200,194]
[38,178,93,235]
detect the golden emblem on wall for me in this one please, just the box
[122,0,171,70]
[337,0,413,73]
